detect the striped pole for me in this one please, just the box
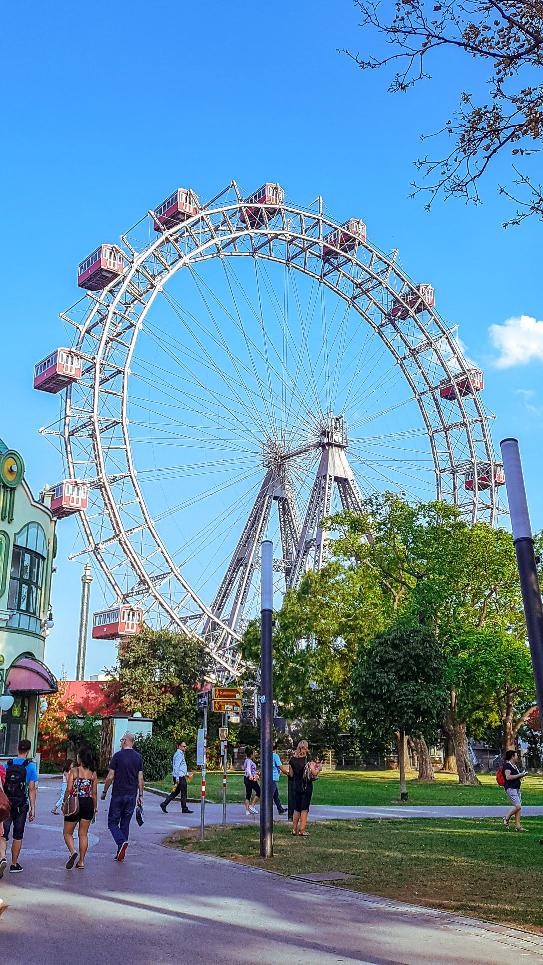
[199,704,207,841]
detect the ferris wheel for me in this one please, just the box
[36,180,504,677]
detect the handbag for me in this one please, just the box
[61,767,79,817]
[135,803,144,827]
[303,760,322,783]
[0,783,10,823]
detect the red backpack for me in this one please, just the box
[496,765,506,787]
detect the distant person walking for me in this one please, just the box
[160,739,194,814]
[243,747,260,815]
[502,749,528,831]
[287,739,322,836]
[0,739,37,875]
[62,747,97,870]
[52,761,73,815]
[101,732,144,861]
[272,743,287,815]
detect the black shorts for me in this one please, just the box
[244,777,260,799]
[64,797,95,823]
[3,806,28,841]
[293,781,313,813]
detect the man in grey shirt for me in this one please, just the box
[161,739,193,814]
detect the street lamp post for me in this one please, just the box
[260,539,273,859]
[500,438,543,724]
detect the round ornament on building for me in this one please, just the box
[0,449,25,488]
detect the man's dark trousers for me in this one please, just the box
[163,776,188,810]
[272,781,284,812]
[108,793,136,848]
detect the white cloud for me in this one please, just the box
[489,315,543,369]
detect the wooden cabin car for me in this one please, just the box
[92,605,143,640]
[464,463,505,491]
[323,219,366,260]
[153,188,200,231]
[34,349,82,393]
[240,183,284,227]
[78,245,124,291]
[50,480,89,519]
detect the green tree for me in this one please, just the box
[447,627,535,753]
[242,559,386,752]
[109,627,210,742]
[330,497,535,783]
[66,713,101,762]
[353,622,449,799]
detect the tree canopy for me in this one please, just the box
[108,626,210,741]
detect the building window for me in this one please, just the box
[7,522,47,635]
[0,695,29,756]
[8,547,44,615]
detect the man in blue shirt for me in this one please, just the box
[272,743,287,815]
[0,739,38,876]
[101,732,144,862]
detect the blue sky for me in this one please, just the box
[2,1,542,680]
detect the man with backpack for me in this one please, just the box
[0,739,38,876]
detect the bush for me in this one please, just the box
[66,714,101,763]
[134,733,173,781]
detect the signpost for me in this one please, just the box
[212,687,242,714]
[221,715,228,824]
[198,704,208,841]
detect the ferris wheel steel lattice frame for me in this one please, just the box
[56,180,500,677]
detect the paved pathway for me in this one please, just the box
[1,780,543,964]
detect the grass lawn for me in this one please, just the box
[150,769,543,807]
[165,817,543,933]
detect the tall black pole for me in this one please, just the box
[500,438,543,724]
[260,539,273,858]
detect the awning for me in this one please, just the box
[6,656,58,695]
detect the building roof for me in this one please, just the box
[62,680,124,717]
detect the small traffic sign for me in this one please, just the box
[219,726,228,740]
[212,699,242,713]
[197,692,209,709]
[213,686,242,701]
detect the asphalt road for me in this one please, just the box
[1,780,543,965]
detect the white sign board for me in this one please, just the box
[196,727,205,767]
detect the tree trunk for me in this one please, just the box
[398,729,408,801]
[440,725,457,773]
[503,714,515,754]
[449,713,480,785]
[414,736,435,782]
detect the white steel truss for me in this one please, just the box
[46,180,502,677]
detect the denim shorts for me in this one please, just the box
[3,806,28,841]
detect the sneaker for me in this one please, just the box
[181,808,194,814]
[9,864,23,874]
[116,842,129,862]
[160,802,168,813]
[248,805,257,814]
[278,807,287,814]
[0,857,7,879]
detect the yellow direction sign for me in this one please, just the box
[212,699,242,714]
[213,686,242,701]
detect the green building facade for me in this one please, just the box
[0,438,58,762]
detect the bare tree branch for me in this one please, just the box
[344,0,543,221]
